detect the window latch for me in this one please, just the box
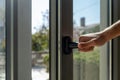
[62,36,78,55]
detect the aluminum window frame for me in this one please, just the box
[50,0,73,80]
[100,0,112,80]
[6,0,14,80]
[111,0,120,80]
[6,0,31,80]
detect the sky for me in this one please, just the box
[73,0,100,26]
[0,0,4,8]
[32,0,100,33]
[0,0,5,27]
[32,0,49,33]
[0,0,100,33]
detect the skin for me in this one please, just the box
[78,20,120,52]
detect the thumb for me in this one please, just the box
[78,39,96,48]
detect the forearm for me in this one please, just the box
[101,20,120,41]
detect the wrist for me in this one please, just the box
[98,29,111,42]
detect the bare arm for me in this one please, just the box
[78,20,120,52]
[101,20,120,41]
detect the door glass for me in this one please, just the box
[0,0,6,80]
[73,0,100,80]
[31,0,49,80]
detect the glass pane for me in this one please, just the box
[0,0,6,80]
[31,0,49,80]
[73,0,100,80]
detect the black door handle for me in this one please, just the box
[62,36,78,55]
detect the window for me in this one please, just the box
[50,0,111,80]
[5,0,120,80]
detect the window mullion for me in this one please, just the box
[6,0,14,80]
[13,0,31,80]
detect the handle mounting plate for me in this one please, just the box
[62,36,78,55]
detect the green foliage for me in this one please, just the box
[32,9,49,51]
[73,47,100,64]
[84,25,100,34]
[43,54,49,72]
[0,8,5,22]
[92,25,100,32]
[32,27,49,51]
[73,25,100,64]
[0,39,5,52]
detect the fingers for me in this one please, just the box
[79,36,93,42]
[78,38,96,49]
[79,33,97,42]
[78,46,94,52]
[78,33,98,52]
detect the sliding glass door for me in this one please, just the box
[6,0,120,80]
[50,0,111,80]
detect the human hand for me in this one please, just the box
[78,32,108,52]
[78,20,120,52]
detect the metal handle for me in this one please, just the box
[62,36,78,55]
[69,42,78,49]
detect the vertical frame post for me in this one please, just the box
[6,0,14,80]
[112,0,120,80]
[13,0,31,80]
[61,0,73,80]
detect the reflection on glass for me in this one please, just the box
[0,0,6,80]
[73,0,100,80]
[31,0,49,80]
